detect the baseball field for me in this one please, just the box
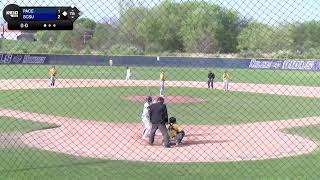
[1,65,320,179]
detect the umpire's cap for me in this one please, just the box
[157,96,165,103]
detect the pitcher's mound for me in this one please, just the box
[124,96,207,104]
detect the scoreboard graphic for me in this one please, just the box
[3,4,81,30]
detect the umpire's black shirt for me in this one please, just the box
[208,72,215,79]
[149,102,168,124]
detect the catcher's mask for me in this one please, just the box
[169,117,176,124]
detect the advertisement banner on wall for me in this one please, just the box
[0,54,48,64]
[249,59,320,71]
[1,53,320,72]
[249,59,283,69]
[281,60,314,70]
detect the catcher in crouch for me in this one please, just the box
[166,117,185,146]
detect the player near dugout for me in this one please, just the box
[48,65,57,87]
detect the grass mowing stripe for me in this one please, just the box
[0,117,57,133]
[1,65,320,86]
[1,145,320,180]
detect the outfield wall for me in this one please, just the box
[0,54,251,68]
[1,53,320,71]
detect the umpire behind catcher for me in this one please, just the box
[148,97,170,148]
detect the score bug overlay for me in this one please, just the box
[3,4,81,30]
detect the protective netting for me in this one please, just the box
[1,0,320,179]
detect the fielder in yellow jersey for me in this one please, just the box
[48,66,57,87]
[222,70,229,91]
[160,71,165,81]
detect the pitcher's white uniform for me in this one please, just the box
[142,101,152,139]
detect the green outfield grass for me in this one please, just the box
[1,125,320,180]
[1,65,320,86]
[0,117,56,133]
[0,87,319,125]
[1,64,319,179]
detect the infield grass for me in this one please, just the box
[0,87,319,125]
[0,117,56,133]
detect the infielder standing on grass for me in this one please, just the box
[208,70,215,89]
[125,66,131,80]
[160,70,165,96]
[141,96,153,140]
[48,65,57,87]
[222,70,230,91]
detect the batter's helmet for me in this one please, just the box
[146,96,152,103]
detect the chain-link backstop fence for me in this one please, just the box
[1,0,320,179]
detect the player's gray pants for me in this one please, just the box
[50,76,56,86]
[174,131,185,144]
[160,81,165,96]
[223,80,229,91]
[149,123,170,147]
